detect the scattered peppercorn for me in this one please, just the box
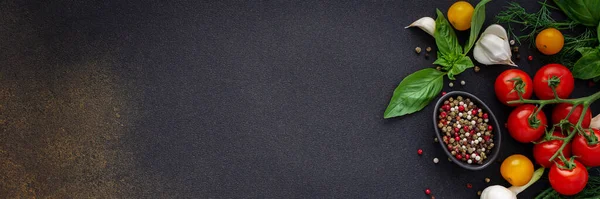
[460,80,465,86]
[415,47,422,54]
[509,40,515,45]
[449,82,454,87]
[466,183,473,189]
[477,191,482,196]
[425,189,431,195]
[485,178,490,183]
[418,149,423,155]
[426,47,432,52]
[433,158,439,164]
[436,66,441,71]
[528,55,533,61]
[474,66,480,72]
[434,137,438,142]
[442,92,447,96]
[513,46,519,53]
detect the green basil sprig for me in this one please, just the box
[553,0,600,27]
[383,0,489,118]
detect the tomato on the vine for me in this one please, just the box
[533,132,571,168]
[549,159,588,196]
[494,69,533,106]
[507,105,548,143]
[533,64,574,100]
[552,103,592,128]
[572,128,600,167]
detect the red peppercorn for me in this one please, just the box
[471,110,477,115]
[425,189,431,195]
[463,126,469,131]
[465,154,470,159]
[456,116,461,121]
[454,127,460,133]
[528,55,533,61]
[455,136,460,141]
[488,125,493,131]
[483,113,488,119]
[456,154,462,159]
[458,105,465,112]
[466,183,473,189]
[444,105,450,111]
[440,112,447,118]
[418,149,423,155]
[448,145,453,150]
[484,136,490,142]
[442,92,447,96]
[454,133,459,137]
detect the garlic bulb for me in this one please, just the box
[405,17,435,36]
[473,24,517,67]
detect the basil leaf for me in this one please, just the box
[577,47,595,56]
[433,57,452,69]
[572,49,600,80]
[434,9,462,56]
[464,0,491,54]
[448,56,474,80]
[384,68,445,118]
[553,0,600,27]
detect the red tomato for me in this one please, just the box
[572,128,600,167]
[494,69,533,106]
[549,160,588,196]
[533,132,571,168]
[533,63,574,100]
[552,103,592,128]
[507,105,547,143]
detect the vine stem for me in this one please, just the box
[508,91,600,170]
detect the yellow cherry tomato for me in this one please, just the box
[500,154,534,186]
[447,1,474,31]
[536,28,564,55]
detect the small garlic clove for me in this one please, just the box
[473,24,517,67]
[405,17,435,36]
[590,114,600,129]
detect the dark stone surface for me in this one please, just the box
[0,0,598,198]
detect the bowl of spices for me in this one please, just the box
[433,91,501,170]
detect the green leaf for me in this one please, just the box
[434,9,462,56]
[464,0,491,54]
[576,47,596,56]
[383,68,445,118]
[572,49,600,80]
[553,0,600,27]
[598,21,600,43]
[448,56,474,80]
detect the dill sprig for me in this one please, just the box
[495,1,598,68]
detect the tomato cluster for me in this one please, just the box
[494,63,599,196]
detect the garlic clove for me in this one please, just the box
[590,114,600,129]
[405,17,435,36]
[473,24,517,67]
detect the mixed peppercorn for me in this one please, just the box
[437,96,495,165]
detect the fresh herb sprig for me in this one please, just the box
[384,0,490,118]
[495,0,600,79]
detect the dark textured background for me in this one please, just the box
[1,0,598,198]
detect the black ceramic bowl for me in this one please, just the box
[433,91,501,170]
